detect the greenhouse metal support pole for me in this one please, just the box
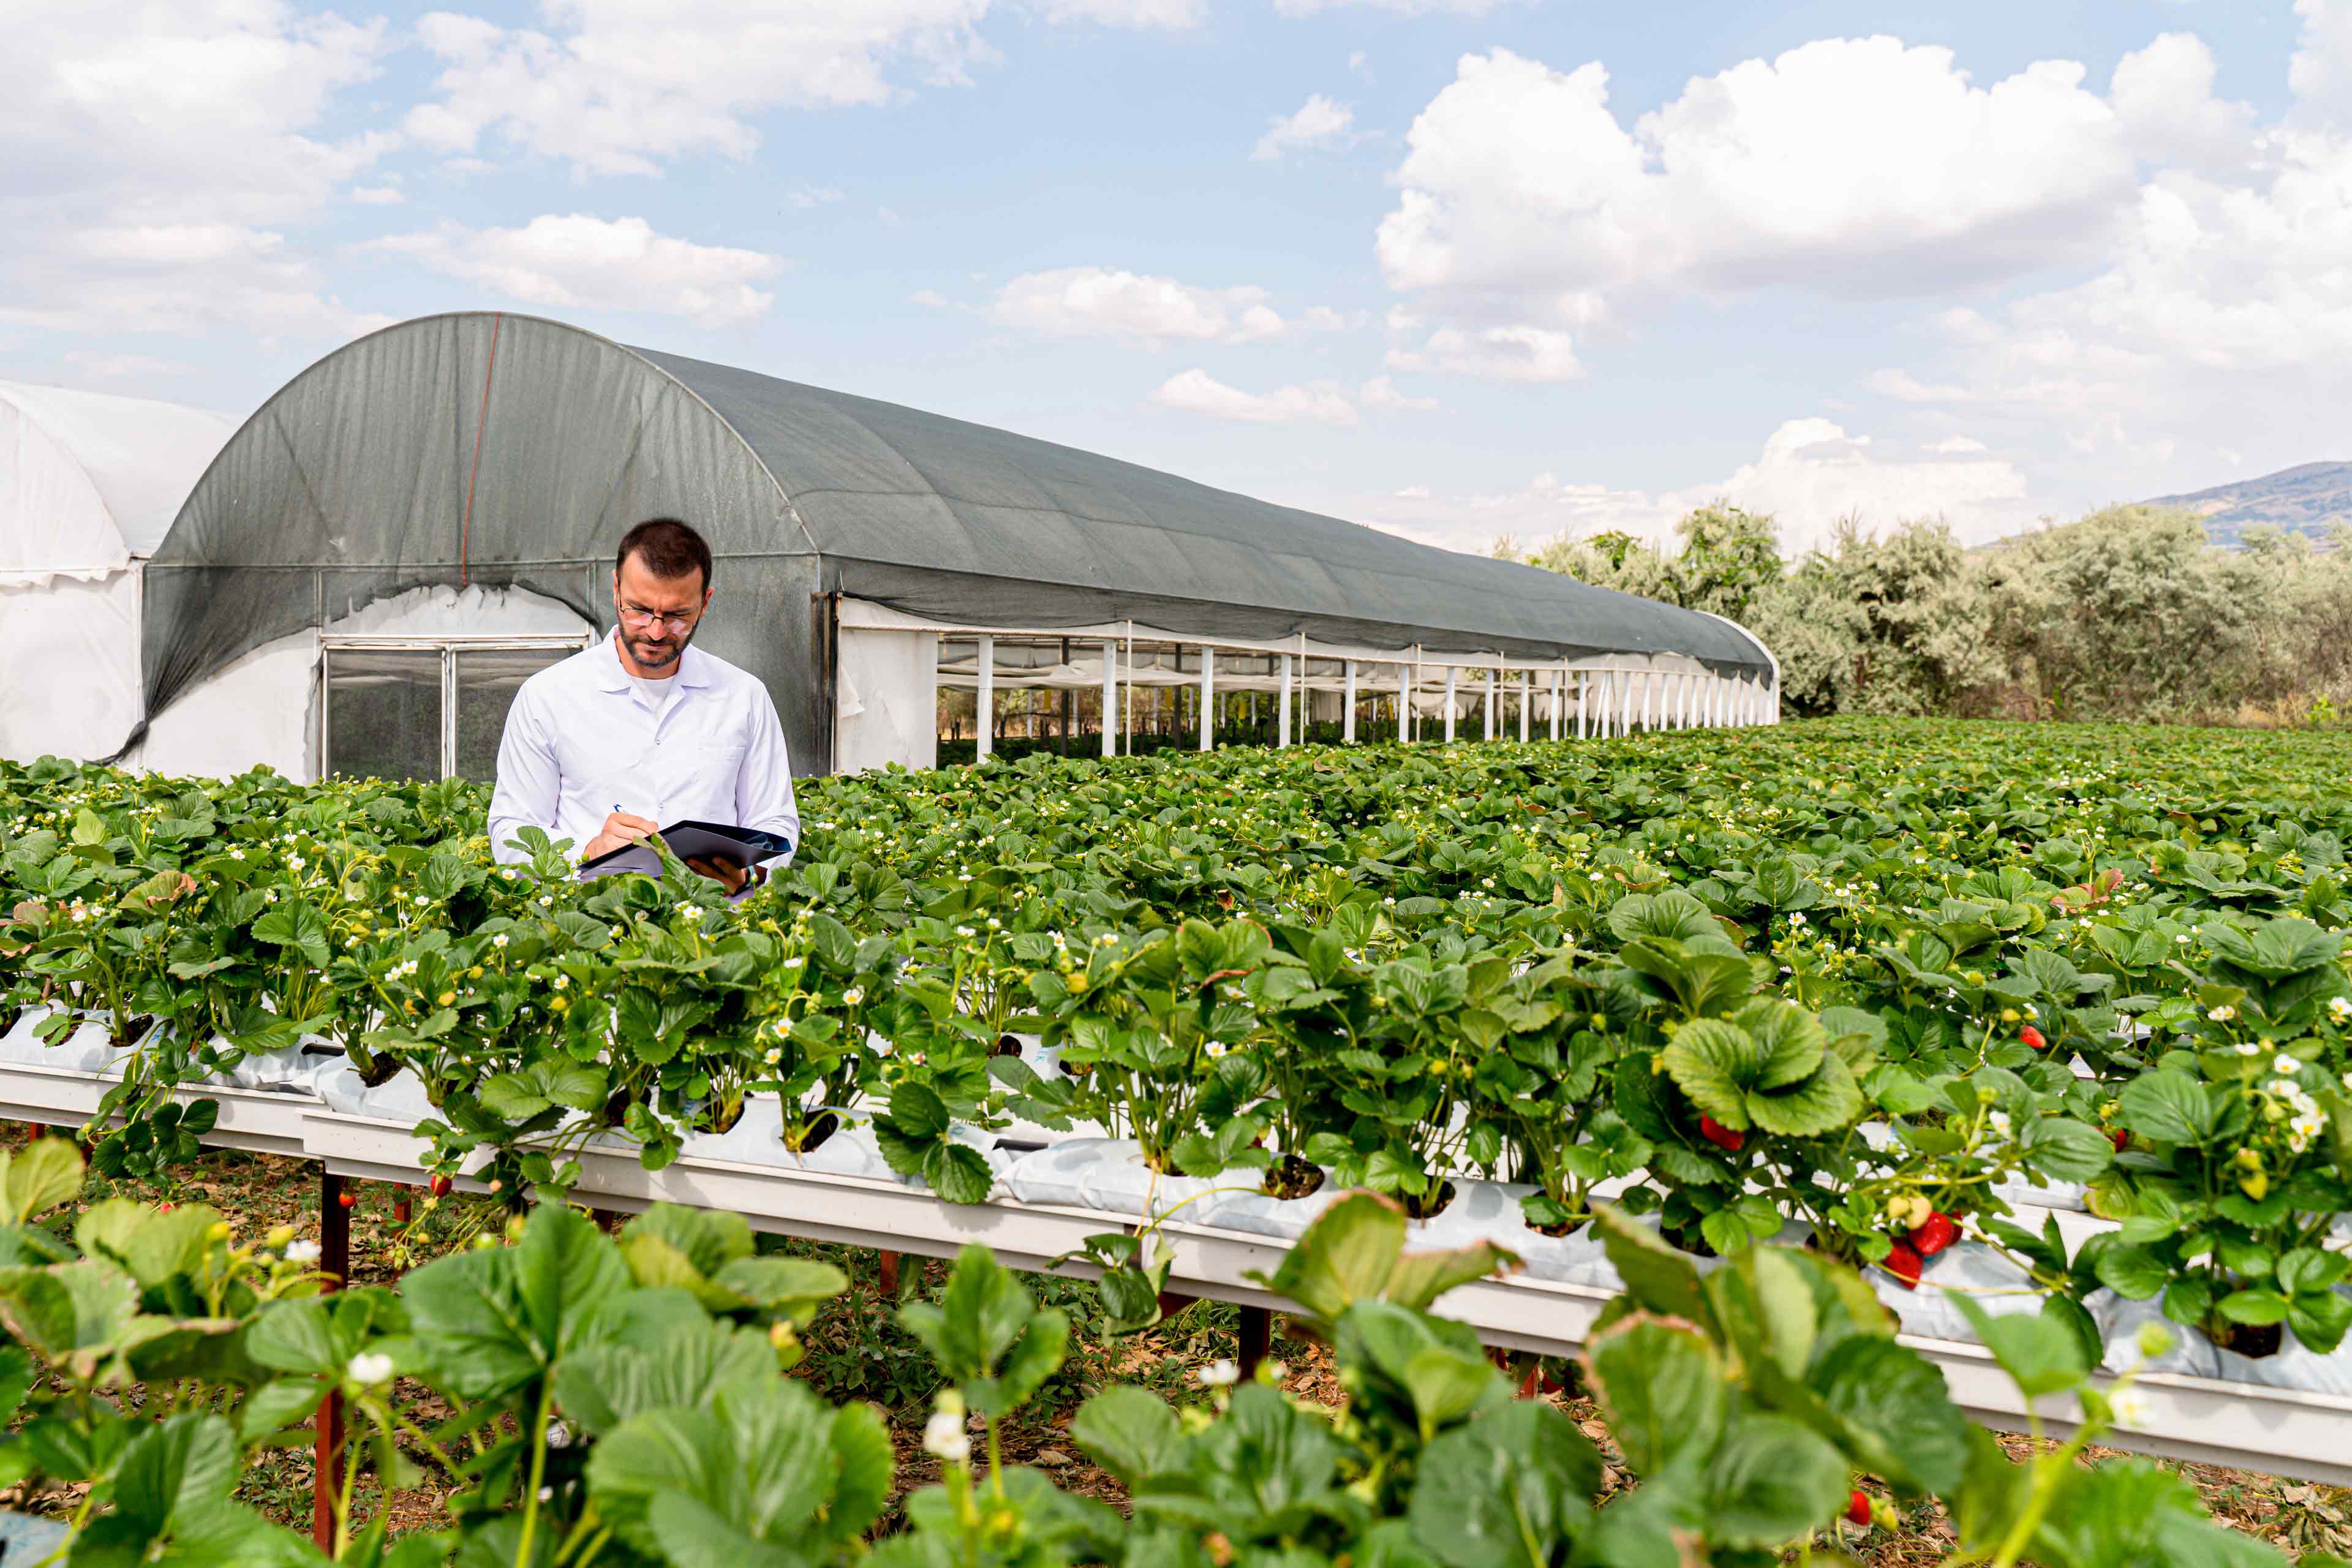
[1199,647,1215,752]
[1443,668,1457,744]
[1099,641,1117,760]
[1519,671,1531,744]
[1343,660,1357,744]
[1277,655,1294,748]
[1484,668,1498,742]
[974,635,994,762]
[1407,653,1420,744]
[1577,674,1589,741]
[314,1169,350,1550]
[1550,671,1563,742]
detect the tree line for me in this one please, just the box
[1497,504,2352,726]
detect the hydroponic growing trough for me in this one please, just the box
[0,1046,2345,1488]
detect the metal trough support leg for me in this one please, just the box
[314,1169,351,1551]
[1239,1305,1272,1379]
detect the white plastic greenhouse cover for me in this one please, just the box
[1,382,235,763]
[1,381,234,586]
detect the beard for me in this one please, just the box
[621,625,693,673]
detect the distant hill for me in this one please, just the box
[2146,461,2352,548]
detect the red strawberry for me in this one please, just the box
[429,1175,453,1198]
[2111,1129,2128,1154]
[337,1189,357,1210]
[1698,1114,1744,1153]
[1882,1243,1923,1289]
[1846,1490,1872,1527]
[2019,1025,2046,1050]
[1907,1211,1959,1258]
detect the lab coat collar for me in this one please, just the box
[596,631,716,692]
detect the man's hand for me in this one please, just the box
[582,810,658,861]
[684,853,756,895]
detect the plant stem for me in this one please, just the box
[512,1379,557,1568]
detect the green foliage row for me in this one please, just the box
[0,1138,2318,1568]
[4,718,2351,1362]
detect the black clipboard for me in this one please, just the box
[576,820,796,881]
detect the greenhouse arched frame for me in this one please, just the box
[135,311,1778,782]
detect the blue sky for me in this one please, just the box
[7,0,2350,557]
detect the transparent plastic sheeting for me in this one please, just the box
[137,312,1772,772]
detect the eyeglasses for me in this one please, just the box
[618,601,698,634]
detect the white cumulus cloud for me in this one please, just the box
[1368,36,2244,385]
[993,267,1345,345]
[1341,417,2034,556]
[405,1,1000,177]
[1277,0,1515,14]
[0,0,393,339]
[1360,374,1438,411]
[1387,322,1580,382]
[1854,4,2352,489]
[1033,0,1206,25]
[1152,369,1358,424]
[1252,94,1355,160]
[1382,42,2140,314]
[370,214,780,327]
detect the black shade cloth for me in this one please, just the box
[139,312,1770,774]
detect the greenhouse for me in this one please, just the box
[128,311,1777,782]
[0,380,234,764]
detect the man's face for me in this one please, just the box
[612,555,709,674]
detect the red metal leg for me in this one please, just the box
[314,1169,350,1550]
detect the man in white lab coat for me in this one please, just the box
[487,518,798,892]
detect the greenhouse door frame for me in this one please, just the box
[317,632,595,782]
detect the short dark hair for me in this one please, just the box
[616,517,712,593]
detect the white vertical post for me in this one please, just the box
[1618,670,1634,736]
[1407,653,1420,744]
[973,634,995,761]
[1576,673,1588,739]
[1642,669,1656,733]
[1278,654,1294,748]
[1550,670,1563,741]
[1518,670,1531,742]
[1343,659,1358,743]
[1443,667,1457,743]
[1484,666,1498,742]
[1099,640,1117,758]
[1198,646,1215,751]
[1769,670,1780,725]
[1711,675,1725,728]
